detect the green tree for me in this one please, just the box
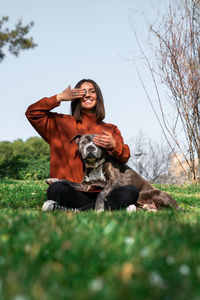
[0,137,50,179]
[0,16,37,62]
[25,137,50,160]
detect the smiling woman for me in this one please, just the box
[71,79,105,123]
[25,78,139,212]
[80,82,97,111]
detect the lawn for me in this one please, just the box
[0,179,200,300]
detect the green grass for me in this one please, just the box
[0,179,200,300]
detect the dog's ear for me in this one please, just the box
[70,135,82,144]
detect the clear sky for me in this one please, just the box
[0,0,169,145]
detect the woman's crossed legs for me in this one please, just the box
[43,181,139,211]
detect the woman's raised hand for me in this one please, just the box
[56,85,86,103]
[93,130,116,150]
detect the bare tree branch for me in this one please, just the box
[133,0,200,181]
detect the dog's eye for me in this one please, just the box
[86,137,92,143]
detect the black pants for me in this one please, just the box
[47,181,139,211]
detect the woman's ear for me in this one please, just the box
[70,135,82,144]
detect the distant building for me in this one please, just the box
[167,153,199,184]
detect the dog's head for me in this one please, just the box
[70,134,106,166]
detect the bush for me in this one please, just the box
[17,159,50,180]
[0,137,50,179]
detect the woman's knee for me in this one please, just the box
[47,181,71,199]
[122,185,139,198]
[106,185,139,210]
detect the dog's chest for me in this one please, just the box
[84,165,106,183]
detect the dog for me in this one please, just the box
[46,134,179,212]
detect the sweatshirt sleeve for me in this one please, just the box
[108,126,130,163]
[25,95,60,143]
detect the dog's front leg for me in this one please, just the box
[95,182,116,212]
[95,190,107,212]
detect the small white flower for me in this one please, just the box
[24,244,31,253]
[124,237,135,245]
[13,295,30,300]
[88,277,104,292]
[166,256,175,265]
[140,248,149,257]
[149,271,165,288]
[7,218,13,225]
[179,264,190,275]
[103,221,116,235]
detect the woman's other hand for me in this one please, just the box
[56,85,86,103]
[93,130,116,150]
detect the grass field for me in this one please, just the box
[0,179,200,300]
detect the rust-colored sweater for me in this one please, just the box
[25,95,130,183]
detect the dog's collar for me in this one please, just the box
[84,157,106,169]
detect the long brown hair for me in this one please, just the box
[71,79,105,122]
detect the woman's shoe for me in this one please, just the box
[42,200,79,212]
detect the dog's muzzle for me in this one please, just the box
[82,142,101,160]
[86,145,96,154]
[85,144,98,159]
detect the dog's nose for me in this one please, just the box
[87,145,96,152]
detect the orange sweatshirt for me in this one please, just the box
[25,95,130,183]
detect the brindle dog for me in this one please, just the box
[46,134,179,212]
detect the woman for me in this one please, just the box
[26,79,139,212]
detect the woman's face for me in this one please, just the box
[80,82,97,112]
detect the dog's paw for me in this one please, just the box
[46,178,59,185]
[95,204,105,212]
[95,193,105,212]
[95,201,105,212]
[143,204,157,212]
[95,208,104,213]
[126,204,137,213]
